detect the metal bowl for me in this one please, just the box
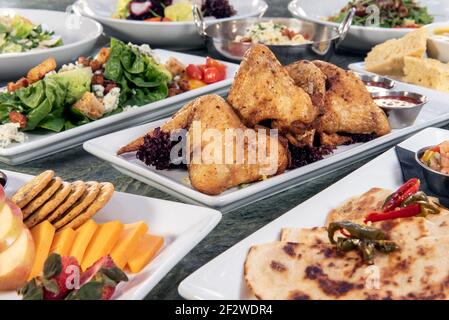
[193,5,355,64]
[353,72,396,93]
[371,91,427,129]
[416,146,449,197]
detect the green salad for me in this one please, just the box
[329,0,434,28]
[0,14,63,54]
[0,38,172,136]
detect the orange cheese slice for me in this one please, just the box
[127,234,164,273]
[69,219,98,264]
[110,221,148,269]
[29,221,55,279]
[50,228,76,257]
[81,220,123,271]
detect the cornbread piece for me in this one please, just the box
[69,219,98,263]
[29,221,55,279]
[110,221,149,269]
[127,234,164,273]
[81,220,124,271]
[365,28,427,76]
[50,228,76,256]
[403,57,449,93]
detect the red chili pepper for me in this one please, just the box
[365,204,421,223]
[382,178,420,212]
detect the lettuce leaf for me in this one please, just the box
[104,38,170,107]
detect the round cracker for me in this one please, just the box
[11,170,54,208]
[60,182,115,230]
[46,181,86,223]
[53,181,101,229]
[22,177,62,219]
[24,181,72,228]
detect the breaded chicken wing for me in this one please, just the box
[117,95,289,195]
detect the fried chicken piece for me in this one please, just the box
[118,95,289,195]
[286,60,326,110]
[312,61,390,143]
[165,57,186,77]
[227,45,318,144]
[27,58,57,84]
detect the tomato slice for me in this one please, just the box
[186,64,203,80]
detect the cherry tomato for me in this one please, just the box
[145,17,163,22]
[186,64,203,80]
[205,57,226,80]
[203,67,223,84]
[198,64,207,74]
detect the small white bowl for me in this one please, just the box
[426,22,449,63]
[0,8,103,81]
[73,0,268,49]
[288,0,449,51]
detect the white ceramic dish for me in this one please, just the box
[177,126,448,300]
[349,61,449,94]
[426,22,449,63]
[73,0,268,49]
[288,0,449,51]
[0,49,239,165]
[0,8,103,80]
[0,169,221,300]
[83,81,449,213]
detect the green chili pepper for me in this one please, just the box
[328,221,387,244]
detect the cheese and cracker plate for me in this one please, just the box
[0,169,221,300]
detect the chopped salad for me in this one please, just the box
[0,14,62,54]
[328,0,433,28]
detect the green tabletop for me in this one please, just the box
[1,0,447,300]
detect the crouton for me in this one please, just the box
[72,92,105,120]
[27,58,57,84]
[96,47,110,65]
[165,57,185,77]
[7,77,29,92]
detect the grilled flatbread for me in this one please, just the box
[245,236,449,300]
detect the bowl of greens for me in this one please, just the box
[0,8,102,80]
[288,0,449,51]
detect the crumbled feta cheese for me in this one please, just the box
[60,61,84,73]
[123,105,139,112]
[127,42,159,62]
[0,123,27,148]
[102,87,121,113]
[92,84,105,98]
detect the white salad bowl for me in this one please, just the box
[288,0,449,52]
[72,0,268,49]
[0,8,103,81]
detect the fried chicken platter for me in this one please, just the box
[117,44,393,196]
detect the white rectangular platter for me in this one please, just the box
[177,127,448,300]
[0,169,222,300]
[0,50,239,165]
[83,79,449,213]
